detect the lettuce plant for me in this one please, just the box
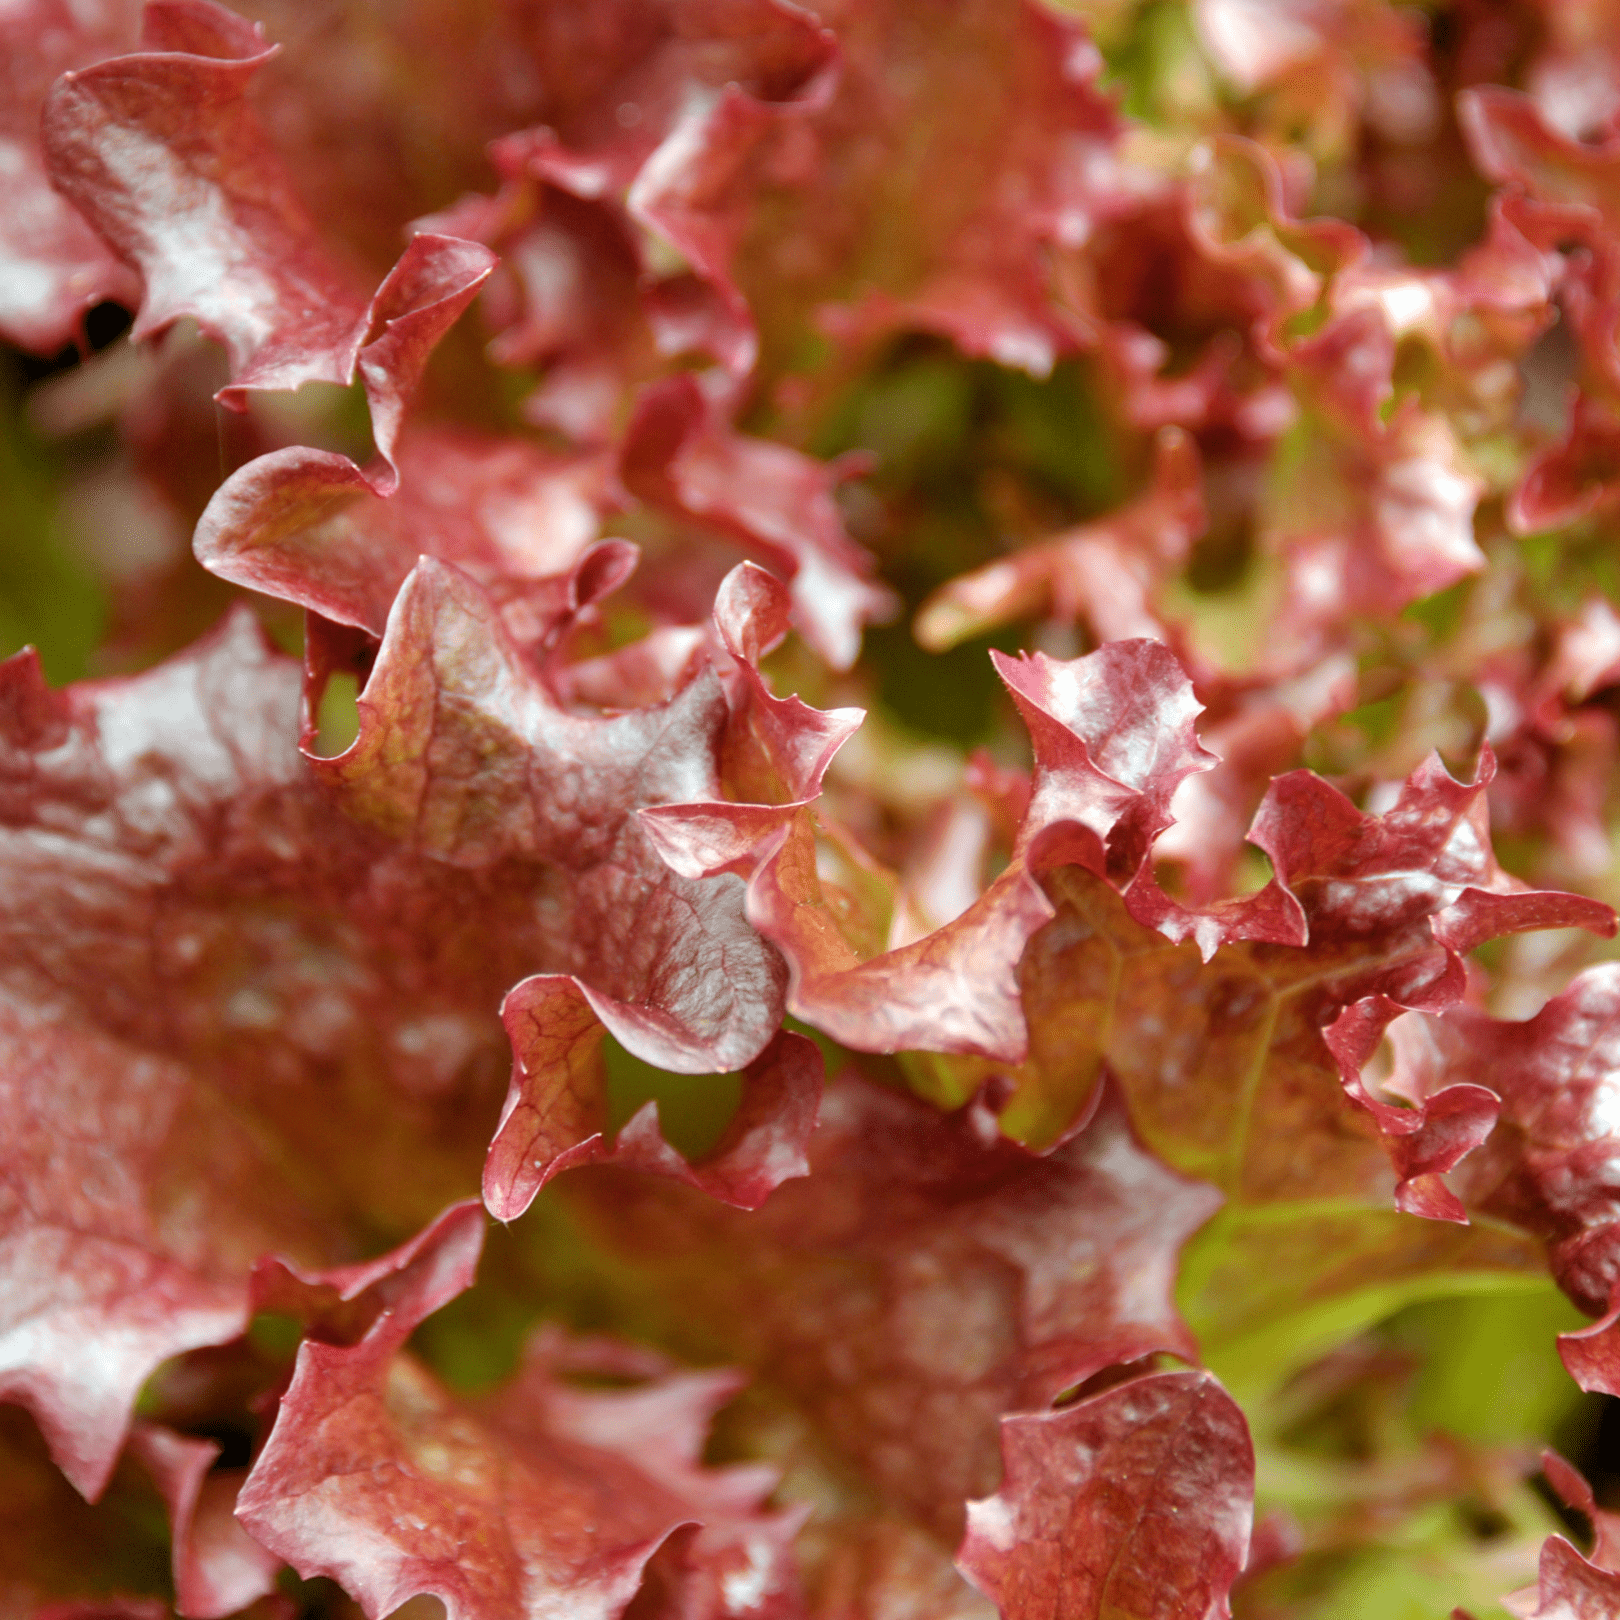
[6,2,1620,1616]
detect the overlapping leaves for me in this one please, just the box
[9,0,1620,1617]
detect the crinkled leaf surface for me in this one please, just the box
[1375,966,1620,1389]
[986,745,1610,1399]
[562,1072,1223,1542]
[0,590,804,1497]
[195,426,616,644]
[40,1,493,465]
[958,1369,1254,1620]
[313,556,801,1208]
[620,375,894,670]
[238,1207,801,1620]
[0,613,539,1495]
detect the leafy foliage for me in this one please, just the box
[6,1,1620,1617]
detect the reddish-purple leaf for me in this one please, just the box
[41,3,492,470]
[771,0,1127,381]
[1504,1536,1620,1620]
[127,1424,280,1619]
[640,561,864,881]
[1324,996,1501,1224]
[250,1199,486,1349]
[1541,1450,1620,1569]
[485,1002,822,1220]
[412,0,838,432]
[620,375,894,670]
[564,1073,1223,1538]
[958,1369,1254,1620]
[322,554,784,1060]
[0,0,142,352]
[1374,967,1620,1355]
[0,610,633,1495]
[194,427,616,645]
[238,1209,801,1620]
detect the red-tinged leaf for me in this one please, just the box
[563,1073,1223,1538]
[0,612,617,1495]
[988,756,1598,1348]
[559,626,714,711]
[1032,744,1605,1218]
[1510,396,1620,534]
[767,0,1130,382]
[40,6,492,468]
[1066,177,1298,442]
[1461,86,1620,232]
[744,810,1056,1061]
[1559,1299,1620,1397]
[914,428,1206,653]
[238,1208,800,1620]
[1503,1536,1620,1620]
[0,0,142,352]
[1193,0,1427,106]
[1184,136,1367,344]
[620,375,894,670]
[0,969,300,1503]
[641,562,864,882]
[194,427,617,645]
[794,1517,994,1620]
[396,0,836,444]
[309,558,818,1201]
[1151,657,1357,903]
[1373,968,1620,1353]
[996,639,1308,958]
[958,1369,1254,1620]
[127,1425,281,1619]
[1540,1451,1620,1569]
[708,561,863,807]
[1263,309,1486,665]
[319,552,785,1021]
[351,235,501,480]
[1254,750,1613,962]
[1324,996,1501,1224]
[485,1000,822,1220]
[740,639,1324,1065]
[250,1200,487,1349]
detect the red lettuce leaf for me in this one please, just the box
[0,607,665,1495]
[0,0,142,352]
[40,1,493,475]
[738,639,1306,1070]
[1504,1537,1620,1620]
[958,1369,1254,1620]
[485,1007,822,1220]
[250,1199,487,1349]
[311,556,825,1206]
[913,428,1205,654]
[639,560,864,882]
[416,0,838,432]
[1503,1457,1620,1620]
[127,1424,281,1619]
[766,0,1128,382]
[619,374,894,670]
[194,427,617,647]
[237,1207,802,1620]
[1375,966,1620,1378]
[563,1071,1224,1541]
